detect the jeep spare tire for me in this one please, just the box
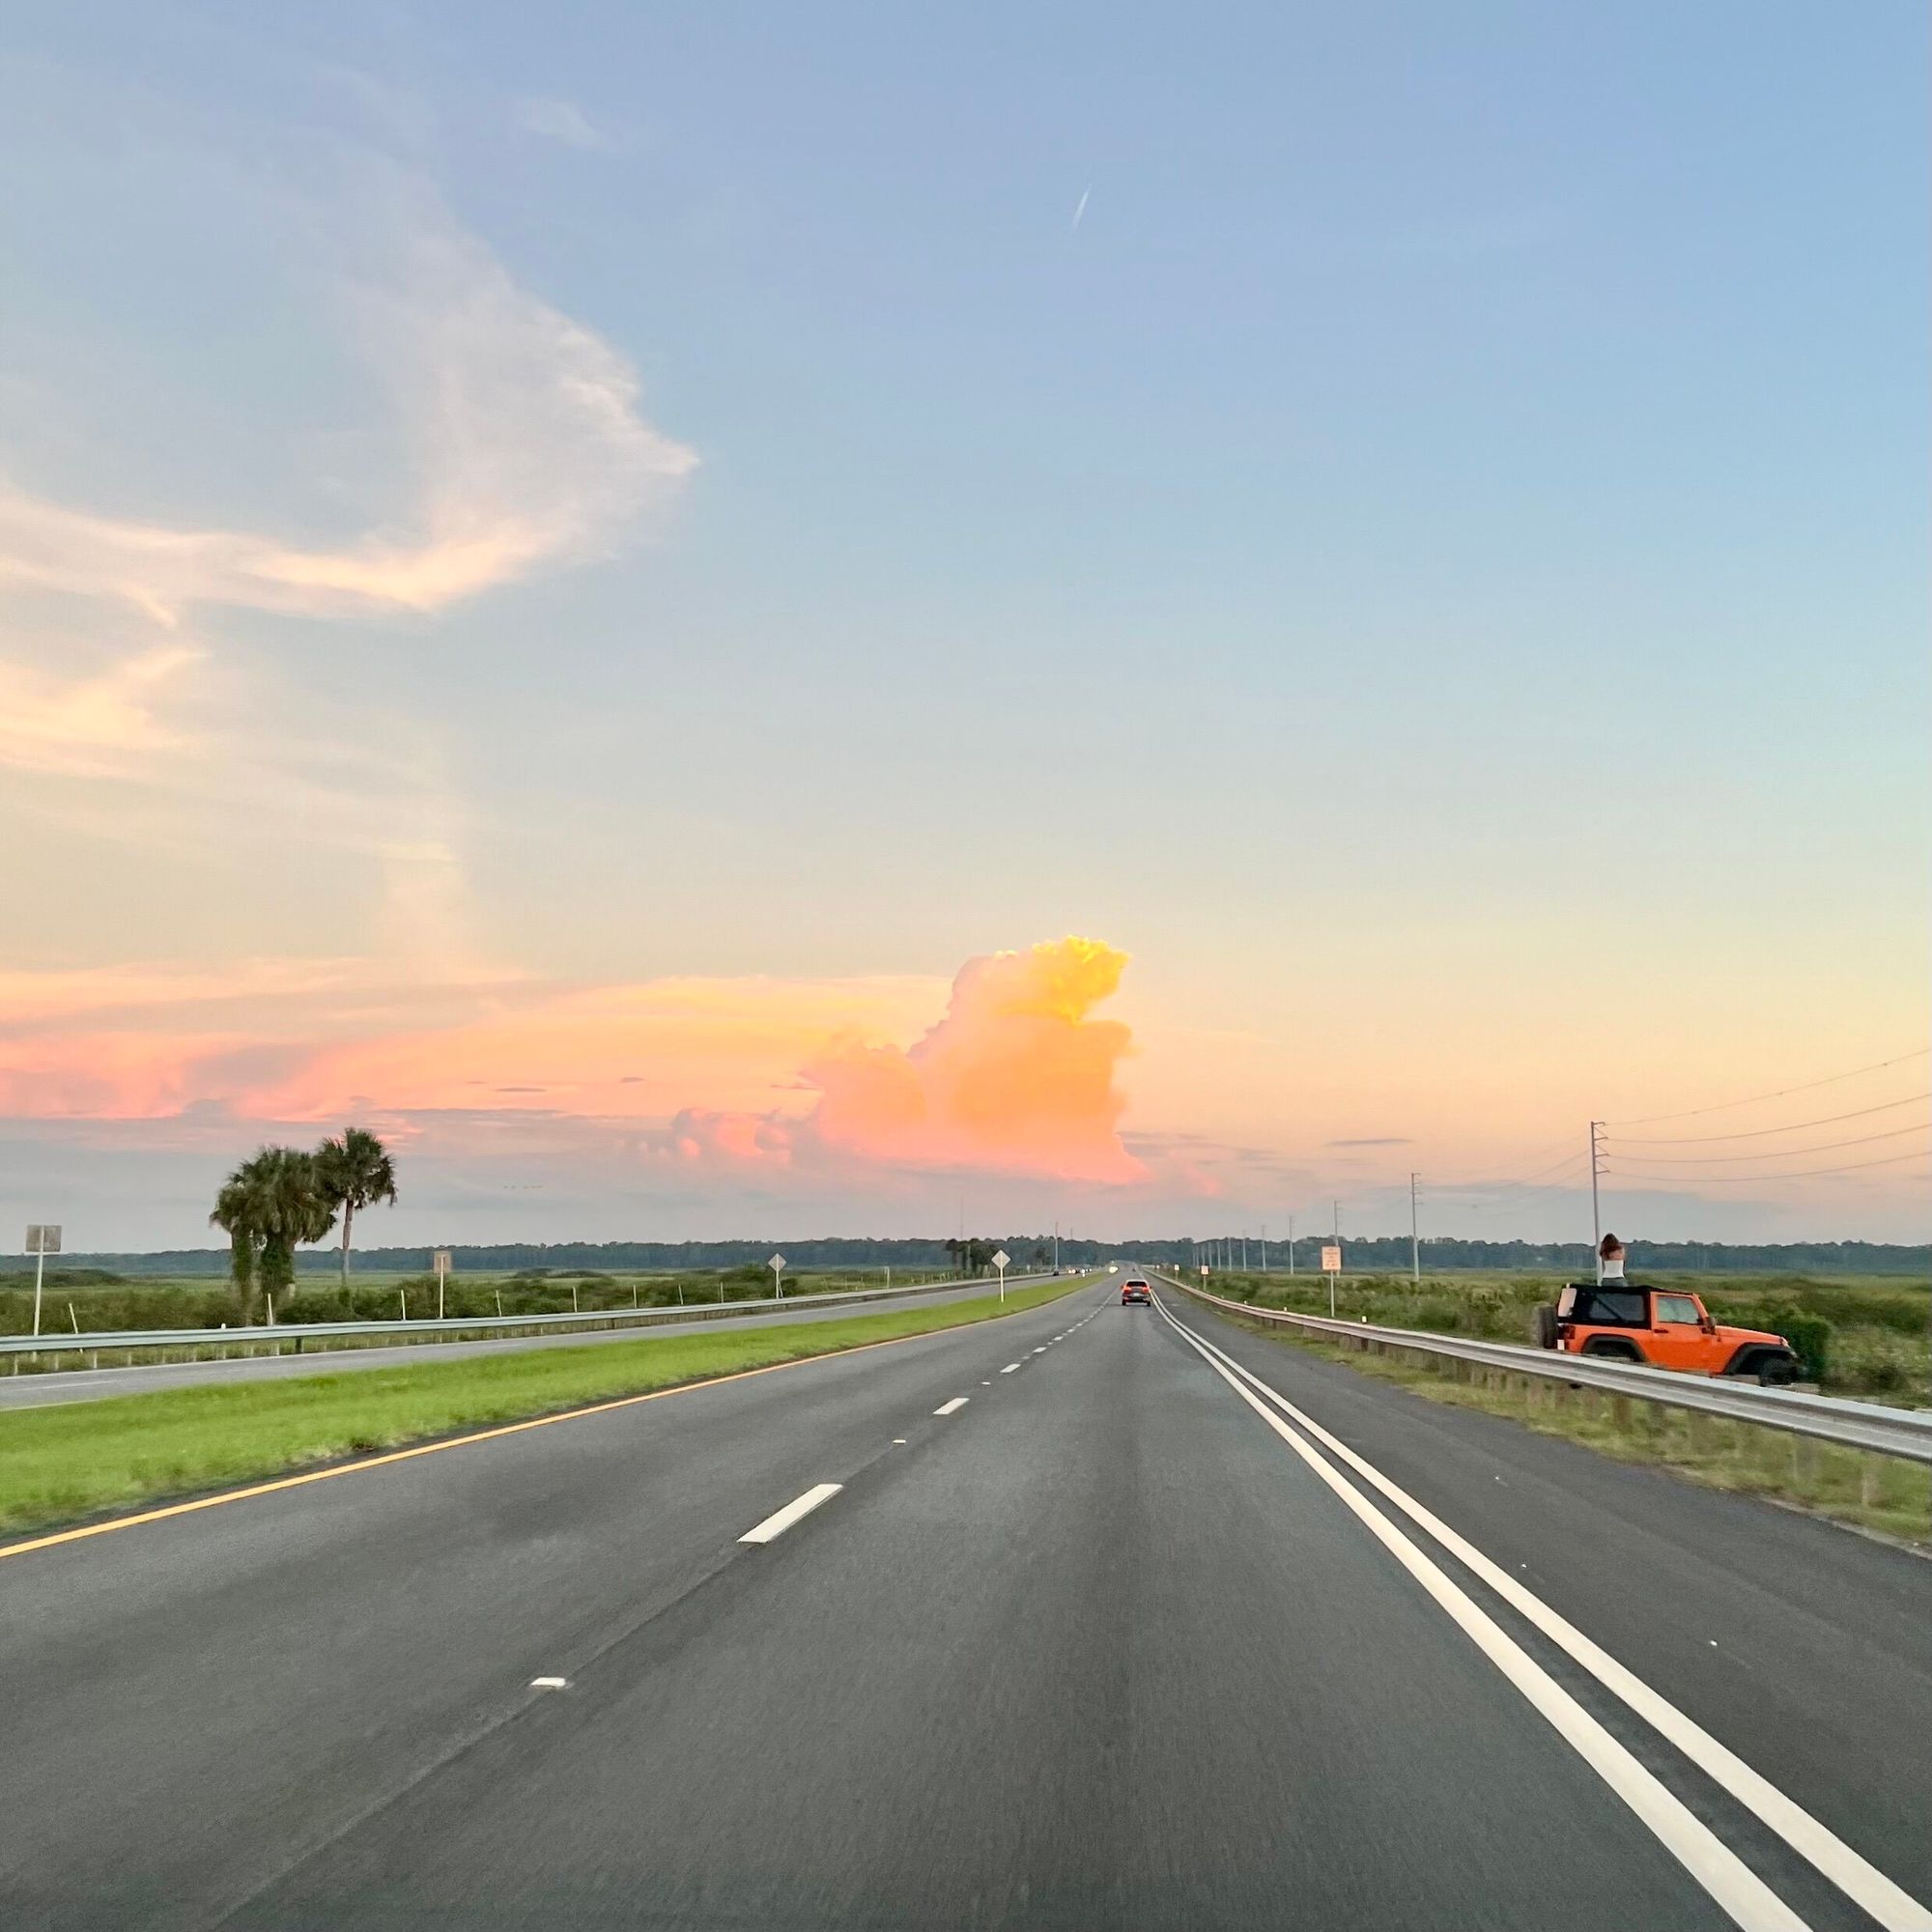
[1533,1304,1559,1350]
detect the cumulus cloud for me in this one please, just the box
[0,941,1145,1188]
[662,938,1146,1185]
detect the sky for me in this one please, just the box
[1,2,1926,1253]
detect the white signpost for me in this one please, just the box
[990,1248,1010,1302]
[768,1252,787,1300]
[1321,1243,1343,1317]
[433,1250,453,1320]
[25,1224,61,1339]
[1199,1264,1209,1279]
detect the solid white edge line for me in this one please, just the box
[934,1397,969,1415]
[1154,1294,1932,1932]
[738,1482,843,1546]
[1152,1297,1810,1932]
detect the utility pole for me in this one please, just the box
[1590,1122,1605,1280]
[1261,1223,1267,1271]
[1409,1173,1420,1283]
[1288,1212,1296,1275]
[1053,1220,1060,1273]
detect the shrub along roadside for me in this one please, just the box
[0,1276,1090,1539]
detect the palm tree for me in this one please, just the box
[209,1176,263,1321]
[249,1147,336,1309]
[212,1148,335,1321]
[315,1127,398,1299]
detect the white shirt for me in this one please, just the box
[1601,1258,1626,1279]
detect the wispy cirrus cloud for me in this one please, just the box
[0,179,694,628]
[0,151,696,964]
[511,96,624,155]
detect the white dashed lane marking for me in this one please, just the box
[740,1483,843,1546]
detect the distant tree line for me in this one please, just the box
[52,1233,1931,1279]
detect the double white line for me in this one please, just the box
[1152,1293,1932,1932]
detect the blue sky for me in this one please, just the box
[0,2,1924,1247]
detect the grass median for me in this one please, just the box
[0,1276,1092,1539]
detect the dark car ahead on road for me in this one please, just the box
[1121,1278,1151,1305]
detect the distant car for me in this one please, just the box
[1121,1278,1151,1305]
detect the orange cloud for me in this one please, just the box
[660,938,1144,1184]
[0,938,1146,1189]
[804,937,1143,1181]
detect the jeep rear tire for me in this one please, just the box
[1533,1305,1559,1350]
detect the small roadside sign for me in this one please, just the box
[1321,1244,1342,1274]
[25,1225,61,1339]
[433,1249,452,1273]
[991,1247,1011,1302]
[990,1249,1010,1271]
[768,1252,787,1298]
[1199,1264,1209,1278]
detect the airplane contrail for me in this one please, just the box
[1071,186,1091,230]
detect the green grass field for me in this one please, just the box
[0,1265,963,1346]
[0,1275,1089,1539]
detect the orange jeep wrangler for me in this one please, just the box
[1534,1284,1800,1386]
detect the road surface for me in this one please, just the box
[2,1277,1927,1930]
[0,1275,1063,1410]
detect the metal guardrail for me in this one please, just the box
[0,1270,1083,1368]
[1157,1275,1932,1467]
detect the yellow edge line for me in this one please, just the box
[0,1294,1056,1564]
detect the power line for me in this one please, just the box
[1434,1147,1588,1193]
[1606,1147,1928,1183]
[1600,1123,1928,1166]
[1607,1093,1930,1146]
[1604,1049,1929,1128]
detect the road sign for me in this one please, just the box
[990,1247,1011,1302]
[990,1249,1010,1271]
[768,1252,787,1271]
[25,1225,60,1340]
[1199,1264,1209,1278]
[1321,1244,1342,1273]
[768,1252,786,1299]
[433,1250,452,1273]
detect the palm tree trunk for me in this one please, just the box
[340,1202,354,1293]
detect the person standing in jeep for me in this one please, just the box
[1599,1233,1627,1280]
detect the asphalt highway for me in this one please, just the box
[3,1276,1927,1930]
[0,1275,1063,1410]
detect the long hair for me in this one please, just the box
[1598,1232,1624,1262]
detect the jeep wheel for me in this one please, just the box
[1756,1354,1798,1388]
[1533,1305,1559,1350]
